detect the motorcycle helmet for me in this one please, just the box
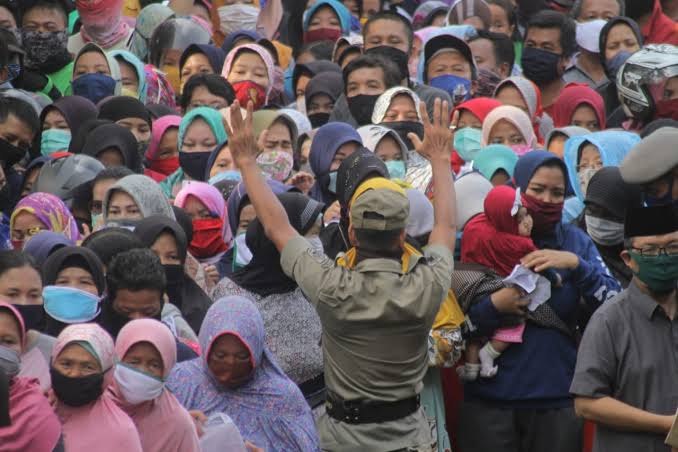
[148,17,211,68]
[32,154,104,206]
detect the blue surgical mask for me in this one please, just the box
[43,285,101,324]
[429,74,471,105]
[605,50,632,79]
[91,212,102,229]
[41,129,71,156]
[71,73,117,105]
[232,232,253,271]
[328,171,338,194]
[453,127,482,162]
[385,160,406,180]
[208,170,242,186]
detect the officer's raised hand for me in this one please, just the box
[407,98,453,162]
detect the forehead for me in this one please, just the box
[349,66,384,82]
[366,18,409,39]
[607,23,635,40]
[388,94,416,110]
[581,0,619,12]
[469,38,495,55]
[530,165,566,186]
[429,49,469,66]
[233,51,265,68]
[631,231,678,246]
[525,27,561,44]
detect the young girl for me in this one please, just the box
[459,185,558,380]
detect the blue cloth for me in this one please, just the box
[513,150,569,192]
[0,214,10,250]
[109,50,148,103]
[22,231,74,267]
[562,196,585,224]
[303,0,352,35]
[465,221,621,408]
[563,131,640,202]
[221,30,262,53]
[180,44,227,75]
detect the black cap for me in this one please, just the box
[624,205,678,239]
[585,167,642,221]
[423,34,476,82]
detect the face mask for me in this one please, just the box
[347,94,381,126]
[576,20,607,53]
[150,156,179,176]
[71,73,117,105]
[521,47,562,85]
[303,28,342,44]
[256,150,294,182]
[385,121,424,151]
[605,50,632,79]
[521,192,563,235]
[0,345,20,378]
[91,212,103,230]
[429,74,472,106]
[21,30,70,72]
[385,160,406,180]
[328,170,338,193]
[41,129,71,157]
[162,65,180,94]
[190,218,228,259]
[628,251,678,293]
[232,231,253,270]
[164,264,184,302]
[365,46,409,81]
[43,285,101,324]
[654,98,678,121]
[217,4,259,36]
[0,137,26,168]
[585,215,624,246]
[179,151,211,181]
[114,362,164,404]
[208,170,242,186]
[12,304,46,332]
[475,68,502,98]
[510,144,532,156]
[578,167,598,196]
[453,127,482,162]
[308,112,330,129]
[50,366,104,407]
[232,80,267,110]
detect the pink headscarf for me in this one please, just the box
[0,302,61,452]
[147,116,182,161]
[110,319,200,452]
[52,323,143,452]
[175,182,226,225]
[552,83,606,130]
[76,0,131,49]
[481,105,538,150]
[222,43,276,100]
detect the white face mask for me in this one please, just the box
[218,4,259,36]
[234,232,253,269]
[578,167,598,196]
[576,20,607,53]
[114,363,164,404]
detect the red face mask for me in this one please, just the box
[520,192,564,235]
[189,218,228,259]
[11,240,23,251]
[232,80,267,110]
[150,156,179,176]
[303,28,342,44]
[654,98,678,121]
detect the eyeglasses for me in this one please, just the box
[631,244,678,257]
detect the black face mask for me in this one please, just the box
[384,121,424,151]
[308,112,330,129]
[521,47,562,85]
[347,94,381,126]
[164,264,185,307]
[50,366,104,407]
[12,304,46,332]
[179,151,211,181]
[0,138,26,169]
[365,45,410,81]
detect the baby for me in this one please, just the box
[459,185,560,380]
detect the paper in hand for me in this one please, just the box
[502,265,552,312]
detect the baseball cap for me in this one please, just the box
[424,34,476,81]
[350,178,409,231]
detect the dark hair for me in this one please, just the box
[93,166,134,186]
[354,228,403,252]
[82,227,143,267]
[106,248,166,300]
[470,30,515,72]
[294,40,334,61]
[0,250,39,278]
[570,0,624,20]
[526,10,577,58]
[0,96,40,137]
[342,54,402,93]
[363,11,414,52]
[22,1,68,28]
[0,30,7,70]
[180,74,235,112]
[485,0,521,41]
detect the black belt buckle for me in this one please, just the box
[342,399,361,424]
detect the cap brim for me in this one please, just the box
[424,34,474,81]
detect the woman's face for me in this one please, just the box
[237,204,256,234]
[118,60,139,95]
[43,109,69,132]
[209,145,236,177]
[122,341,164,379]
[53,343,102,377]
[181,53,214,92]
[490,168,510,186]
[308,93,334,115]
[457,110,482,129]
[382,94,419,123]
[107,191,142,221]
[156,128,179,160]
[73,51,111,79]
[300,138,312,167]
[495,85,529,115]
[488,119,526,146]
[152,232,181,265]
[0,265,42,306]
[183,195,212,220]
[12,211,47,249]
[207,333,253,389]
[227,52,270,89]
[578,143,602,171]
[330,141,359,171]
[571,104,600,131]
[526,165,566,204]
[55,267,98,296]
[182,118,217,153]
[97,148,125,167]
[308,5,341,31]
[604,23,640,61]
[117,118,151,144]
[375,135,402,162]
[262,122,293,155]
[187,86,231,112]
[488,4,514,36]
[0,311,22,354]
[663,76,678,101]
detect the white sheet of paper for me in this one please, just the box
[502,265,552,312]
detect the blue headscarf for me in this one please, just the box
[513,150,569,193]
[178,107,228,151]
[473,144,519,182]
[221,30,262,53]
[109,50,148,103]
[22,231,75,267]
[179,44,227,75]
[303,0,352,35]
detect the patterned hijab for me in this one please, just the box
[372,87,423,124]
[10,193,80,243]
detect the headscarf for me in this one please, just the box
[180,44,227,76]
[144,65,178,110]
[52,323,143,452]
[302,0,352,35]
[98,96,152,126]
[308,122,363,204]
[22,230,75,267]
[76,0,131,49]
[278,108,312,137]
[494,76,546,141]
[357,125,408,161]
[221,44,276,102]
[43,246,106,295]
[598,17,643,78]
[413,1,450,29]
[0,302,61,452]
[103,174,176,223]
[462,185,538,276]
[406,189,434,238]
[178,107,228,152]
[109,50,149,102]
[81,123,141,172]
[455,171,493,230]
[304,71,344,106]
[10,193,80,243]
[513,150,569,193]
[73,43,123,96]
[544,126,590,148]
[221,30,261,54]
[446,0,491,29]
[145,115,181,180]
[252,110,299,146]
[82,227,144,268]
[226,180,297,237]
[230,193,324,296]
[640,0,678,46]
[111,319,199,452]
[473,144,519,181]
[552,83,606,130]
[563,130,640,202]
[166,297,319,451]
[292,61,342,92]
[454,97,502,123]
[68,119,112,154]
[129,4,175,62]
[40,96,98,138]
[372,87,424,124]
[174,182,228,238]
[481,105,538,148]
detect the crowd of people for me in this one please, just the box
[0,0,677,451]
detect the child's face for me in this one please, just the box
[516,207,533,237]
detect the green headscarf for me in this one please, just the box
[178,107,228,152]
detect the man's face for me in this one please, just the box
[364,18,410,54]
[22,6,67,33]
[469,38,506,77]
[346,67,387,97]
[426,50,473,81]
[577,0,620,21]
[525,27,563,54]
[0,114,34,150]
[0,7,16,29]
[113,288,163,321]
[642,168,678,204]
